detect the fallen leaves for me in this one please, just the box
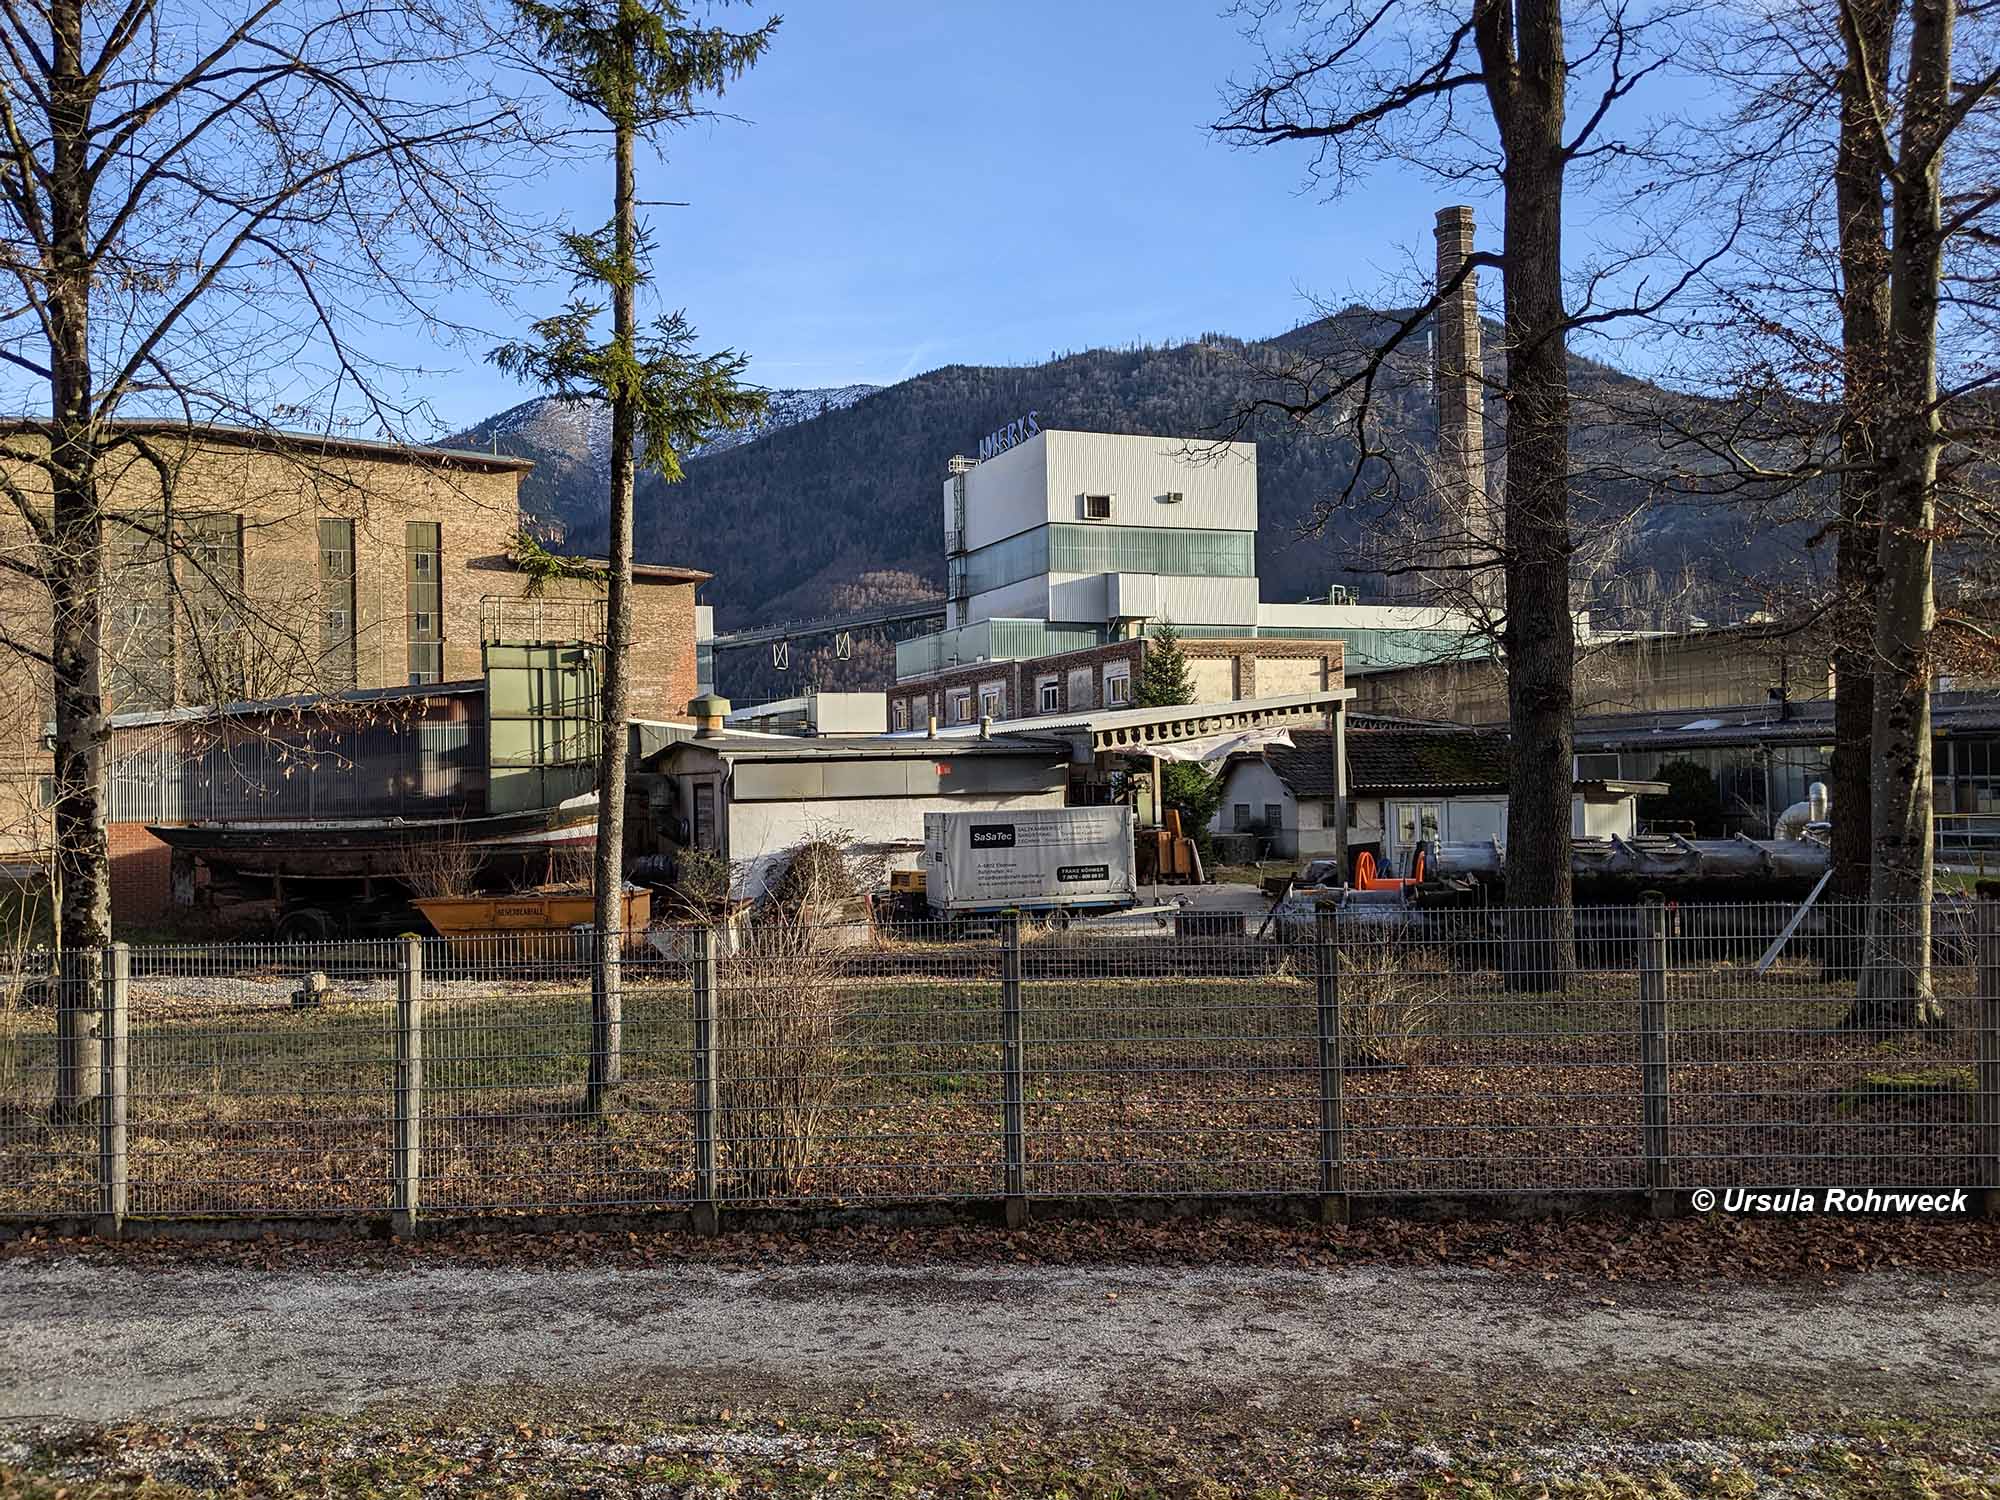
[4,1208,1999,1286]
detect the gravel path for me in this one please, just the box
[4,1261,1998,1426]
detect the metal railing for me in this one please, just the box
[0,899,1995,1227]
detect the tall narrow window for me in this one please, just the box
[175,514,244,703]
[318,518,357,690]
[406,521,443,684]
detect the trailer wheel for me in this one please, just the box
[277,907,335,944]
[1047,907,1073,932]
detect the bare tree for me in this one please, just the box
[1215,0,1715,983]
[1861,0,1998,1018]
[0,0,551,1112]
[1660,0,1998,1016]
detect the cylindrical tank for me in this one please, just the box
[1809,781,1830,824]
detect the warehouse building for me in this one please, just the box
[0,422,707,905]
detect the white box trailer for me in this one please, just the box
[923,806,1137,916]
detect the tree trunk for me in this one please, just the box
[589,117,637,1109]
[1486,0,1576,987]
[1858,0,1953,1028]
[1829,0,1896,909]
[48,0,105,1116]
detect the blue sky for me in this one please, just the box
[421,2,1481,433]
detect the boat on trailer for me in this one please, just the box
[146,792,598,883]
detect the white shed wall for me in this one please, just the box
[724,788,1066,900]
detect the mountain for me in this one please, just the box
[457,318,1806,633]
[452,383,879,552]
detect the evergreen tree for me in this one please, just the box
[1135,625,1226,852]
[1640,759,1728,838]
[1137,622,1197,708]
[494,0,776,1110]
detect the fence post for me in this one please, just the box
[392,936,422,1237]
[1638,895,1673,1219]
[690,925,720,1236]
[999,909,1028,1229]
[95,943,129,1238]
[1977,901,2000,1219]
[1314,906,1348,1225]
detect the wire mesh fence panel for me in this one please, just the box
[1337,906,1647,1194]
[0,951,94,1216]
[1021,918,1318,1197]
[711,918,1004,1203]
[3,893,1991,1223]
[125,941,395,1216]
[1667,900,1985,1191]
[420,933,694,1213]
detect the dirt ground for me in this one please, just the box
[4,1257,1998,1425]
[4,1228,2000,1495]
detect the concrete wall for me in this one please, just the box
[1349,625,1844,725]
[1257,655,1330,696]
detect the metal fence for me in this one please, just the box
[1,899,1995,1227]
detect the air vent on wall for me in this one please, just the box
[1161,491,1184,504]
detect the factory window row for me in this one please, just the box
[954,523,1255,598]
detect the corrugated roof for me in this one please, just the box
[1346,727,1511,793]
[1262,730,1342,798]
[0,417,536,474]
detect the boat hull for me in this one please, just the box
[146,799,597,883]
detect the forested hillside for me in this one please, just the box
[460,314,1806,632]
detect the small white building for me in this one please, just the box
[640,729,1070,899]
[725,691,888,737]
[1212,726,1663,873]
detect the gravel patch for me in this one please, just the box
[2,1259,1995,1426]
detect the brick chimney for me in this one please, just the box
[1433,206,1490,547]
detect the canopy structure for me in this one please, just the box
[890,690,1354,764]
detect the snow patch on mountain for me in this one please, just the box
[465,383,878,471]
[689,383,880,461]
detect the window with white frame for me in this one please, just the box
[1037,675,1060,713]
[1081,493,1113,520]
[892,699,909,731]
[948,688,972,724]
[979,686,1003,720]
[1105,667,1132,705]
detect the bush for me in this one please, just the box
[1641,759,1727,837]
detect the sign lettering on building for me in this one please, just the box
[977,410,1040,462]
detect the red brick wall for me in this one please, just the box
[890,635,1346,729]
[109,821,176,927]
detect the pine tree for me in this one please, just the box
[494,0,776,1110]
[1137,622,1197,708]
[1134,625,1225,849]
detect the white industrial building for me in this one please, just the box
[896,424,1474,694]
[943,427,1262,636]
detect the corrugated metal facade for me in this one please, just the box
[108,697,486,825]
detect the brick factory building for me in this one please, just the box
[0,422,706,918]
